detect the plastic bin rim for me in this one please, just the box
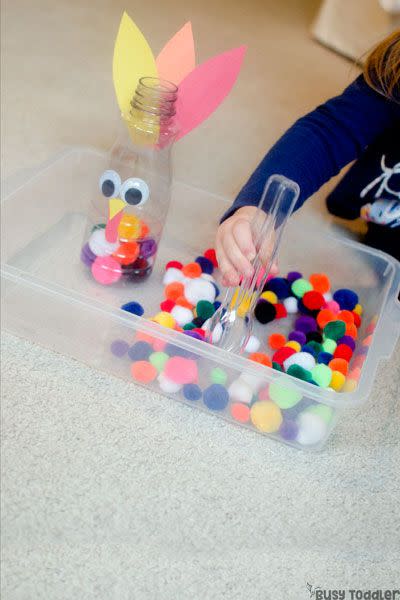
[1,145,399,408]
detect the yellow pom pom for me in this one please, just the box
[261,291,278,304]
[353,303,363,316]
[285,340,301,352]
[118,214,141,240]
[230,290,255,318]
[151,311,176,329]
[250,401,282,433]
[343,378,357,392]
[329,370,345,392]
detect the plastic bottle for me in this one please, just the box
[81,77,178,285]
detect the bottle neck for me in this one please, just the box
[124,77,178,148]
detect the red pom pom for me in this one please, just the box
[352,311,362,328]
[160,299,175,313]
[192,328,206,338]
[272,346,296,366]
[302,290,325,310]
[274,303,287,319]
[166,260,183,270]
[334,343,353,361]
[204,248,218,268]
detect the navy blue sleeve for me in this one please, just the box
[222,75,400,221]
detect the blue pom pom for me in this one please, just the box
[317,352,333,365]
[264,277,290,299]
[195,256,214,275]
[121,301,144,317]
[183,384,202,401]
[203,384,229,411]
[127,341,152,361]
[302,344,317,357]
[332,288,358,311]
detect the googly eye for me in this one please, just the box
[120,178,150,207]
[99,170,121,198]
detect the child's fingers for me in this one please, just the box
[232,219,256,261]
[215,239,240,287]
[221,230,254,279]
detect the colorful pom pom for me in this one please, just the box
[195,256,214,274]
[121,301,145,317]
[254,300,277,324]
[333,288,359,311]
[268,333,286,350]
[130,360,158,383]
[309,273,330,294]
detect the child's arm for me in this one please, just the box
[216,74,400,286]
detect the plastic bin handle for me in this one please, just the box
[376,262,400,358]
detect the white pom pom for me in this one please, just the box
[158,373,182,393]
[88,229,118,257]
[201,273,216,283]
[243,335,260,353]
[185,279,216,305]
[323,292,333,302]
[163,268,184,285]
[283,296,298,314]
[171,306,193,326]
[228,379,253,404]
[239,371,265,392]
[296,412,327,446]
[283,351,316,372]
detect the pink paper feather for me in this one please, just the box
[175,45,247,141]
[156,22,195,85]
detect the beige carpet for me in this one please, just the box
[1,0,399,598]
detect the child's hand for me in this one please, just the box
[216,206,259,287]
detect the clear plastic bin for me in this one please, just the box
[1,147,399,450]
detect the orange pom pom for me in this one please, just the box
[329,358,349,375]
[130,360,158,383]
[268,333,286,350]
[309,273,330,294]
[317,309,337,329]
[182,262,202,278]
[249,352,272,367]
[112,241,139,265]
[345,323,358,339]
[338,310,354,325]
[165,282,184,301]
[175,296,194,309]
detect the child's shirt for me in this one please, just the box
[223,75,400,225]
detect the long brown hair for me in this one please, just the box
[364,29,400,102]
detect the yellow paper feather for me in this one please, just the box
[112,12,157,116]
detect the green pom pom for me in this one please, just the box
[287,364,312,382]
[322,339,337,354]
[210,367,228,385]
[183,323,196,330]
[311,364,332,388]
[196,300,215,320]
[323,320,346,341]
[272,361,283,372]
[306,404,334,424]
[291,278,313,298]
[149,351,169,372]
[269,379,302,409]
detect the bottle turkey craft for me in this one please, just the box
[81,13,246,285]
